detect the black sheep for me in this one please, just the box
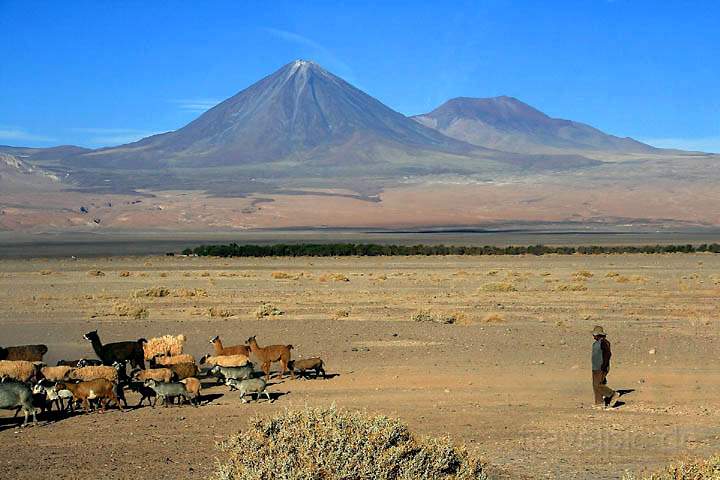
[83,330,146,370]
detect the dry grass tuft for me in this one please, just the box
[411,310,464,325]
[113,302,148,319]
[623,454,720,479]
[482,312,505,323]
[87,270,105,277]
[159,272,169,278]
[174,288,208,298]
[271,271,297,280]
[480,282,517,292]
[208,306,234,318]
[332,309,350,320]
[38,269,53,275]
[554,283,588,292]
[119,271,131,277]
[255,303,284,319]
[615,275,648,284]
[606,272,621,278]
[572,270,594,281]
[133,286,171,298]
[214,405,487,480]
[319,273,350,282]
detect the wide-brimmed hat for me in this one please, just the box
[592,325,606,336]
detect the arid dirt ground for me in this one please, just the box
[1,253,719,479]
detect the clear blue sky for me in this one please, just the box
[1,0,718,151]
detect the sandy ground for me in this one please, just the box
[0,254,719,479]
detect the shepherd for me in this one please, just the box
[591,325,620,408]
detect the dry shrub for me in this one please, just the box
[411,310,462,325]
[486,270,499,276]
[572,270,594,281]
[200,272,211,277]
[209,306,234,318]
[133,286,171,298]
[319,273,350,282]
[606,272,621,278]
[87,270,105,277]
[615,275,647,284]
[39,270,53,275]
[554,283,588,292]
[271,271,297,280]
[482,312,505,323]
[623,454,720,479]
[214,405,486,480]
[480,282,517,292]
[255,303,284,319]
[332,309,350,320]
[119,271,131,277]
[159,272,168,278]
[174,287,208,297]
[113,302,148,319]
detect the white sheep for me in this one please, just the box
[40,365,75,382]
[0,360,37,383]
[143,334,187,360]
[68,365,118,383]
[200,354,249,367]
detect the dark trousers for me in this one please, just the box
[592,370,615,405]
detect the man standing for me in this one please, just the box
[592,325,620,408]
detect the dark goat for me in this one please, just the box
[83,330,146,370]
[0,344,48,362]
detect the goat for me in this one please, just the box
[209,364,254,389]
[179,377,201,404]
[143,379,194,407]
[0,381,37,426]
[246,336,294,380]
[289,358,326,379]
[0,344,48,362]
[125,381,156,407]
[229,378,270,403]
[210,335,250,357]
[83,330,146,370]
[56,379,123,413]
[132,368,173,384]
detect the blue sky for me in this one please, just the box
[1,0,718,151]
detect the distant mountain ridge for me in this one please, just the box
[413,96,657,154]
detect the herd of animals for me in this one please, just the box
[0,331,327,427]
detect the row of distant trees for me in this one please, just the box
[182,242,720,257]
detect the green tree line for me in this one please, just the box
[181,242,720,257]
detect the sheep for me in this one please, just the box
[0,344,48,362]
[230,377,271,403]
[143,334,186,360]
[288,357,326,379]
[56,379,123,413]
[40,365,75,382]
[0,360,38,383]
[210,335,250,357]
[133,368,173,384]
[143,379,195,407]
[179,377,201,403]
[56,359,102,367]
[199,354,249,367]
[246,336,294,380]
[150,353,196,367]
[210,364,254,389]
[0,381,37,426]
[68,365,118,383]
[165,362,199,381]
[83,330,146,370]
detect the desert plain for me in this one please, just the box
[0,252,719,479]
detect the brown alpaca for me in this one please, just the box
[210,336,250,357]
[246,336,294,380]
